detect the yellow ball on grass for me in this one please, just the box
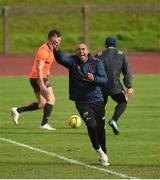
[69,115,82,128]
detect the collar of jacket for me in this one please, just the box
[107,47,116,49]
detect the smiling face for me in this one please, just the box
[49,35,61,50]
[75,43,89,63]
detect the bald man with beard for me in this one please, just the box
[54,42,110,166]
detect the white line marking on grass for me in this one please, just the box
[0,137,138,179]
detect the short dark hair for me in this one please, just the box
[48,29,61,39]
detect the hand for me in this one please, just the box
[86,73,94,81]
[127,88,134,97]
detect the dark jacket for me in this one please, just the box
[54,48,108,103]
[95,47,132,95]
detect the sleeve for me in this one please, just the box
[94,51,102,58]
[36,48,49,62]
[54,48,72,68]
[122,53,132,88]
[94,60,108,85]
[94,53,98,58]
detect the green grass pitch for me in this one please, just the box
[0,75,160,179]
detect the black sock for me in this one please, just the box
[17,102,39,113]
[112,102,127,121]
[41,103,53,126]
[87,126,100,150]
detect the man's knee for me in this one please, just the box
[38,102,45,109]
[119,101,127,107]
[47,97,55,105]
[85,118,97,129]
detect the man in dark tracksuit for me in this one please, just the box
[54,43,109,166]
[95,37,134,135]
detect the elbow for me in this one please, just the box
[103,78,108,85]
[104,75,108,84]
[99,78,108,85]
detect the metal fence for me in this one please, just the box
[1,6,160,55]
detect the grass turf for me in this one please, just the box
[0,75,160,178]
[0,0,160,54]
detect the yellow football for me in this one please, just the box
[69,115,82,128]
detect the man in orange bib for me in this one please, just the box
[11,29,61,130]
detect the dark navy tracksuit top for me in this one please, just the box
[96,47,132,95]
[54,49,108,103]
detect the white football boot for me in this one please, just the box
[97,147,110,166]
[11,107,20,125]
[40,123,56,131]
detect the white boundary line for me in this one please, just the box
[0,137,138,179]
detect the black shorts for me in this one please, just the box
[103,91,127,105]
[75,101,105,127]
[111,91,128,103]
[30,78,51,93]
